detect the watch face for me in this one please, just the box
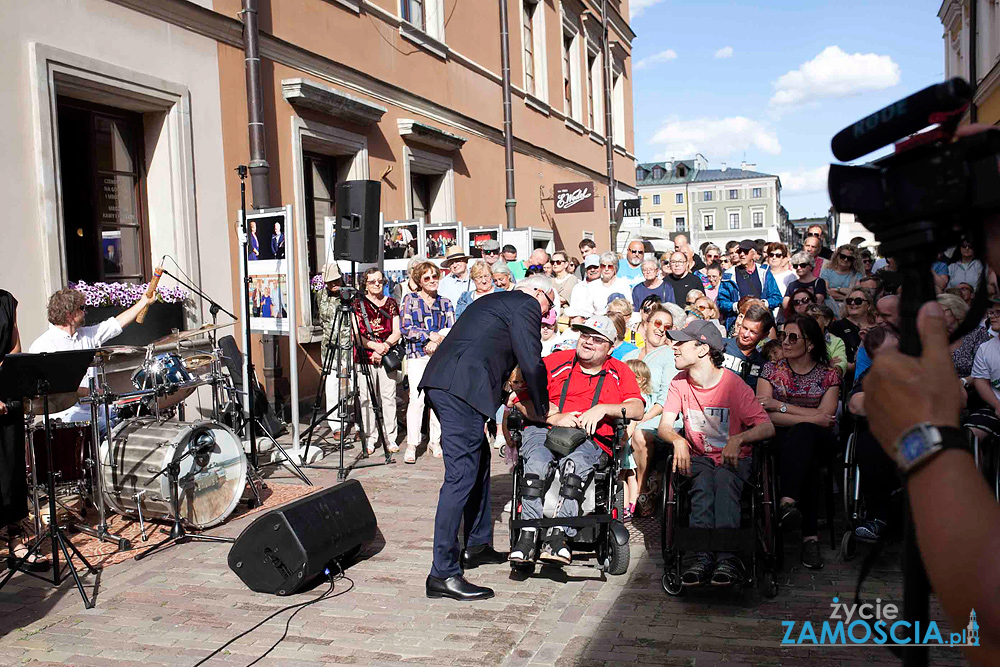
[900,431,927,462]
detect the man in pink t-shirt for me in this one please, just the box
[657,321,775,587]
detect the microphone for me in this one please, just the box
[137,263,165,324]
[831,78,972,162]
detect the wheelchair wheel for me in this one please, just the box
[841,531,857,561]
[662,570,683,596]
[607,536,630,576]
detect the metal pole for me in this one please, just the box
[601,0,617,249]
[970,0,979,123]
[499,0,517,230]
[242,0,270,208]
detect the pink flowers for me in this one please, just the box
[70,281,190,307]
[310,274,325,293]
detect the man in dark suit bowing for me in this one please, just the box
[419,274,553,600]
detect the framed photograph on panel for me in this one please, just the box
[383,219,421,260]
[465,226,502,258]
[424,222,462,260]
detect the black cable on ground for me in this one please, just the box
[193,562,355,667]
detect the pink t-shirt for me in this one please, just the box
[663,369,770,463]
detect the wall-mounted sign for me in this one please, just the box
[621,198,641,218]
[554,181,595,214]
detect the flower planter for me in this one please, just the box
[85,302,185,347]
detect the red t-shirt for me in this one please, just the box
[543,349,644,452]
[663,369,770,463]
[355,297,399,364]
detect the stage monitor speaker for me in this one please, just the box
[228,479,377,595]
[333,180,381,263]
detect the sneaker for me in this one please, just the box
[780,501,802,532]
[539,529,572,565]
[622,503,635,522]
[801,539,824,570]
[508,530,537,563]
[854,519,887,543]
[681,553,715,586]
[710,557,745,587]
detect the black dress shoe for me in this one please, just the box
[426,574,495,601]
[461,545,507,569]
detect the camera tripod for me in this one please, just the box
[301,280,395,479]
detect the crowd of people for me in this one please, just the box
[314,220,1000,583]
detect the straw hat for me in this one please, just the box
[441,245,471,268]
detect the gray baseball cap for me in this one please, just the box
[584,255,601,268]
[665,320,725,351]
[571,315,616,343]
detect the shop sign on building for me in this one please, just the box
[554,181,595,213]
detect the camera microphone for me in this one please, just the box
[831,77,972,162]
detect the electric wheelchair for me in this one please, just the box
[657,438,781,597]
[505,410,632,576]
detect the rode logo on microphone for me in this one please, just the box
[851,99,909,139]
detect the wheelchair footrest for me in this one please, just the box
[511,514,614,530]
[673,527,755,553]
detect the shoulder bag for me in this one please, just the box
[545,360,606,457]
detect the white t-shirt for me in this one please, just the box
[28,318,123,422]
[567,279,598,319]
[770,269,797,298]
[585,277,634,315]
[971,334,1000,401]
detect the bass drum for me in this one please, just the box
[101,418,247,529]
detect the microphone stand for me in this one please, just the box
[160,268,238,327]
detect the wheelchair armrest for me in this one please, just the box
[507,409,524,432]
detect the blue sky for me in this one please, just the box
[629,0,945,219]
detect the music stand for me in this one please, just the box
[0,350,99,608]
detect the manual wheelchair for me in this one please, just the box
[657,438,781,597]
[505,410,632,576]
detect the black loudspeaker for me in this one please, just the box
[228,479,377,595]
[333,180,381,263]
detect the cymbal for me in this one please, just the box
[92,345,144,362]
[183,353,217,371]
[24,392,78,416]
[151,322,235,347]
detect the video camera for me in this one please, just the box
[827,77,1000,353]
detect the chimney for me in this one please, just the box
[720,162,727,172]
[741,161,757,172]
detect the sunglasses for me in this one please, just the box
[840,254,855,260]
[579,332,611,345]
[421,275,439,282]
[793,262,812,269]
[528,264,544,271]
[483,250,499,255]
[845,297,866,306]
[586,265,601,270]
[778,331,801,343]
[628,248,644,254]
[600,263,616,268]
[649,319,671,329]
[769,252,785,258]
[988,311,1000,318]
[792,298,812,306]
[552,259,566,265]
[366,279,384,285]
[806,232,822,238]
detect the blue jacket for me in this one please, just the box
[717,264,782,330]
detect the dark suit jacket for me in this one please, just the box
[419,290,549,419]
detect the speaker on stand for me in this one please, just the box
[333,180,381,264]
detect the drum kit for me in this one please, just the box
[19,321,257,564]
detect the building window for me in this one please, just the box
[652,166,663,178]
[612,70,625,144]
[57,97,150,284]
[586,51,596,129]
[401,0,425,30]
[636,167,646,180]
[703,191,713,202]
[729,212,741,230]
[729,189,738,200]
[410,173,433,223]
[703,213,714,231]
[753,210,764,228]
[752,187,762,198]
[303,153,342,286]
[675,216,686,232]
[675,192,683,204]
[523,1,535,95]
[563,33,574,117]
[652,194,661,205]
[652,217,663,228]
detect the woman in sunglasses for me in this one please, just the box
[355,267,403,455]
[827,287,876,382]
[766,242,796,299]
[784,286,818,323]
[804,304,847,377]
[549,250,578,308]
[819,244,863,318]
[947,237,984,290]
[756,315,840,570]
[781,251,827,319]
[455,260,500,319]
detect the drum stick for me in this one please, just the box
[137,265,164,324]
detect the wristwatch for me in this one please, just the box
[893,423,970,475]
[779,403,787,414]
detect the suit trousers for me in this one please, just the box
[425,388,493,579]
[406,356,441,449]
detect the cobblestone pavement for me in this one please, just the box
[0,432,969,667]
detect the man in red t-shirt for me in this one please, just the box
[657,320,775,587]
[508,316,645,565]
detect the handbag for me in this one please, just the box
[544,360,606,457]
[357,297,404,373]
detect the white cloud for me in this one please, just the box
[778,166,830,195]
[634,49,678,70]
[630,0,666,19]
[770,45,900,108]
[715,46,734,59]
[650,116,781,159]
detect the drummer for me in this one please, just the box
[28,287,154,434]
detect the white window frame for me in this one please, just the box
[702,212,715,231]
[520,0,548,104]
[729,189,738,200]
[403,146,456,226]
[752,187,762,198]
[652,217,662,228]
[703,190,713,202]
[652,194,660,205]
[751,207,766,228]
[586,45,604,134]
[400,0,447,56]
[674,215,686,232]
[727,209,741,230]
[611,66,625,146]
[561,9,583,124]
[675,192,683,204]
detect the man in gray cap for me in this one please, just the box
[508,315,645,566]
[480,239,502,270]
[656,320,774,587]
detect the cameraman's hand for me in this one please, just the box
[863,301,961,457]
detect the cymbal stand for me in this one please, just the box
[134,444,235,562]
[0,381,98,608]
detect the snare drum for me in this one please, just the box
[100,418,247,529]
[131,353,197,410]
[27,421,91,489]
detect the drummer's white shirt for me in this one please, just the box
[28,318,123,423]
